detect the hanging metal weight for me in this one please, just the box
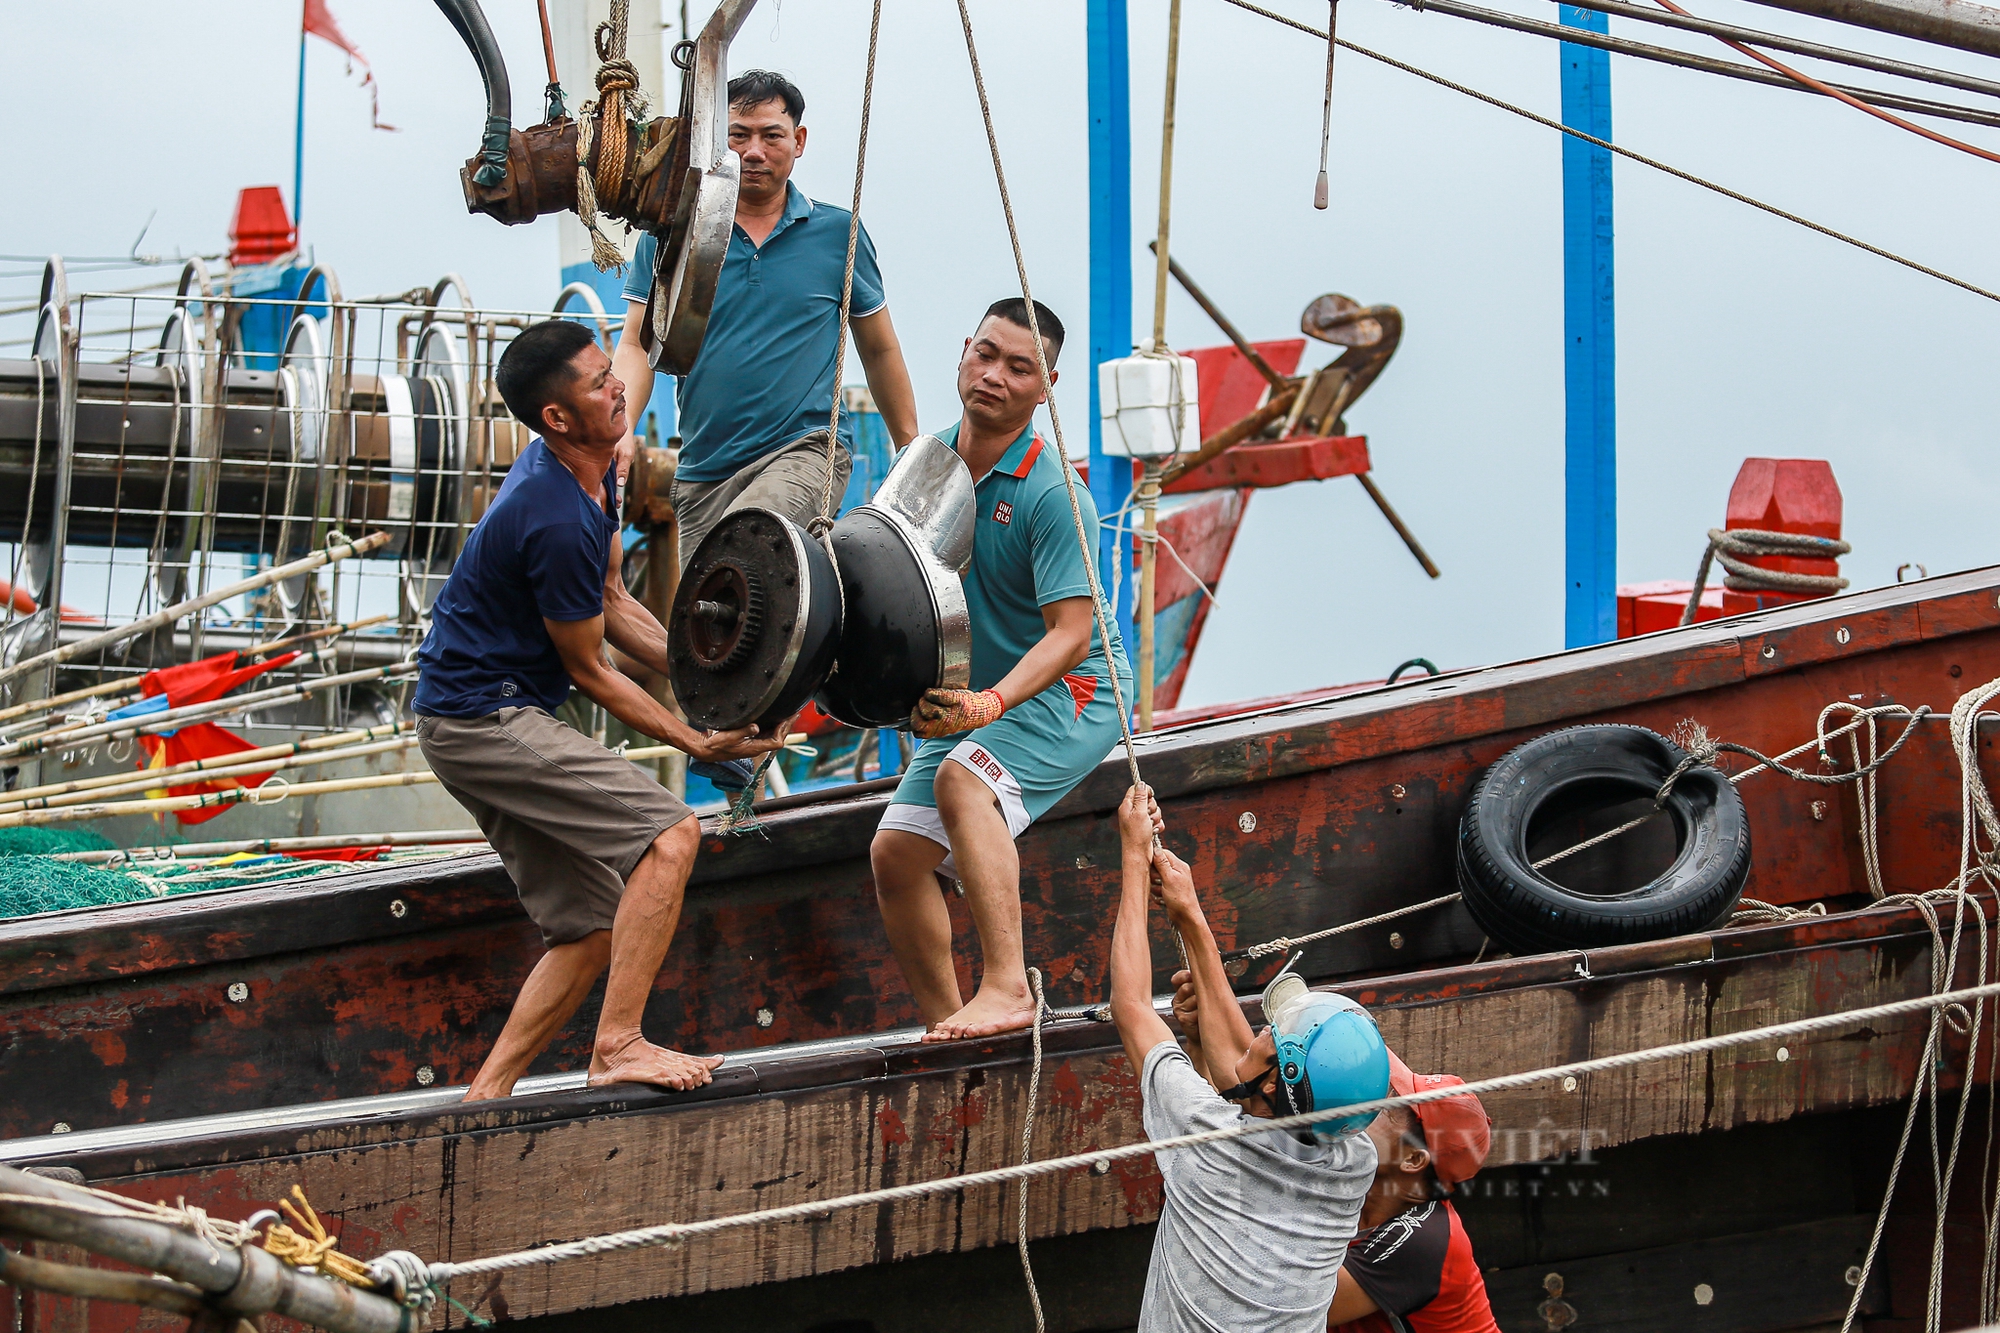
[815,436,974,728]
[668,509,841,735]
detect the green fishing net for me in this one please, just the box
[0,826,167,919]
[0,823,409,920]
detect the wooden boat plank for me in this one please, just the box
[8,911,1974,1329]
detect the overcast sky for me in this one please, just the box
[3,0,1995,707]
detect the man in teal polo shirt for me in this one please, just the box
[872,298,1133,1042]
[612,70,918,563]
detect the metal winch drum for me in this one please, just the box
[815,434,974,727]
[669,509,843,737]
[668,435,974,734]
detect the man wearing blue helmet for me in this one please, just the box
[1112,786,1388,1332]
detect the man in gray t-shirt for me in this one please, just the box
[1111,787,1381,1333]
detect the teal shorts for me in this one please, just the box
[879,666,1131,877]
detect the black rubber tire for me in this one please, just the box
[1455,724,1751,955]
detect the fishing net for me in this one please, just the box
[0,826,451,920]
[0,827,172,920]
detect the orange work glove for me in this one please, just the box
[910,687,1006,739]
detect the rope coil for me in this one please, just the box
[1680,527,1851,625]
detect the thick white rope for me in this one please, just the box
[1838,675,2000,1331]
[416,976,2000,1285]
[1241,892,1464,959]
[1018,967,1048,1333]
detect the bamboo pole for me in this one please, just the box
[0,531,390,690]
[0,767,442,829]
[0,721,411,807]
[1137,464,1163,731]
[1137,0,1183,736]
[57,828,487,865]
[5,735,812,829]
[0,614,396,728]
[0,735,420,814]
[0,660,418,760]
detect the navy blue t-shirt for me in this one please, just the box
[414,439,617,718]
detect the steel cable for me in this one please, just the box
[1214,0,2000,306]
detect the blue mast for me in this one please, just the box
[1560,7,1615,648]
[294,22,308,224]
[1087,0,1136,655]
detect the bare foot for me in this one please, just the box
[921,983,1037,1043]
[587,1032,725,1091]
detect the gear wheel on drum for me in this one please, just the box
[683,559,766,673]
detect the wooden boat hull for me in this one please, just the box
[2,569,1997,1143]
[1,897,1986,1329]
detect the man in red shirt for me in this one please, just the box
[1325,1051,1501,1333]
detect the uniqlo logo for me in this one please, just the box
[969,747,1003,780]
[993,500,1013,525]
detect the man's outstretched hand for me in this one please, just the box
[910,687,1005,738]
[689,724,785,764]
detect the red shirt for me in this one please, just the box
[1330,1200,1500,1333]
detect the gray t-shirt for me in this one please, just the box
[1138,1041,1375,1333]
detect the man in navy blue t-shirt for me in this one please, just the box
[415,320,781,1101]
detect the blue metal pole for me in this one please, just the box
[294,23,308,226]
[1087,0,1136,659]
[1560,7,1615,648]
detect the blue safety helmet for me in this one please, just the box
[1261,972,1391,1140]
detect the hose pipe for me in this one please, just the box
[431,0,514,186]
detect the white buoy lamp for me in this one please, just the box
[1098,351,1201,459]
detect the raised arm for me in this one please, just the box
[1152,845,1257,1080]
[1112,785,1173,1070]
[851,307,918,448]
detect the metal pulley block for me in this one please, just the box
[668,508,841,736]
[815,435,974,728]
[642,0,757,374]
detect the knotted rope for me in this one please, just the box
[1680,527,1852,625]
[576,0,651,271]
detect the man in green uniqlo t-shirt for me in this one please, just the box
[871,298,1133,1043]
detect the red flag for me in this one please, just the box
[303,0,398,132]
[142,650,300,708]
[137,651,302,823]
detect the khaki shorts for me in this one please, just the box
[416,707,693,946]
[674,429,853,566]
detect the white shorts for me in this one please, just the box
[878,739,1033,883]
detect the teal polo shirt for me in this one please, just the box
[937,420,1128,690]
[623,182,884,484]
